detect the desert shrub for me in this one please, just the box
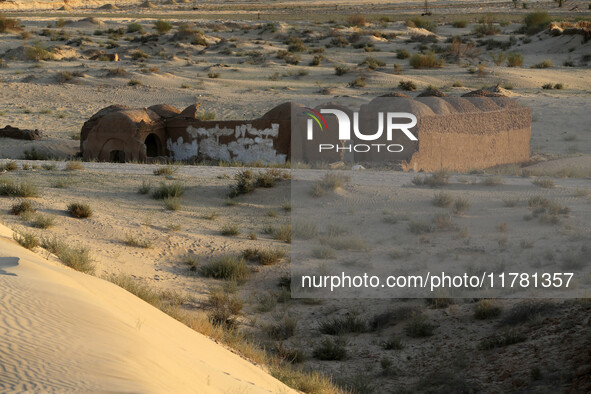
[409,51,443,68]
[474,300,502,320]
[154,19,172,34]
[25,42,54,61]
[0,14,21,33]
[452,20,467,28]
[286,37,307,53]
[408,219,432,234]
[370,306,417,331]
[13,231,39,250]
[319,315,366,335]
[310,54,324,66]
[276,49,300,64]
[152,182,185,199]
[482,176,503,186]
[264,315,298,340]
[479,330,526,350]
[500,301,554,326]
[348,76,366,88]
[523,11,551,34]
[67,202,92,218]
[412,170,449,187]
[474,15,500,37]
[0,161,18,171]
[164,197,181,211]
[228,169,289,198]
[42,237,94,274]
[404,315,436,337]
[396,49,410,59]
[432,191,453,207]
[313,337,347,360]
[310,172,351,197]
[532,177,554,188]
[131,50,150,61]
[453,198,471,215]
[506,52,524,67]
[407,17,437,32]
[31,214,55,229]
[242,247,286,265]
[432,212,453,230]
[489,51,507,66]
[123,233,152,248]
[220,223,240,236]
[127,22,144,33]
[348,14,366,27]
[542,83,553,90]
[361,56,385,69]
[554,83,564,89]
[199,256,250,281]
[107,67,130,77]
[0,180,39,197]
[532,59,552,68]
[207,287,244,328]
[153,165,178,176]
[138,179,151,194]
[399,80,417,91]
[128,78,142,86]
[334,64,350,76]
[64,161,84,171]
[10,200,36,215]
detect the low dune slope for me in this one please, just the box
[0,224,291,393]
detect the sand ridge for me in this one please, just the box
[0,223,293,393]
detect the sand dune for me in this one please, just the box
[0,223,292,393]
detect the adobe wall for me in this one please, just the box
[400,99,531,172]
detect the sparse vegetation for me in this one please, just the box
[42,237,94,274]
[152,182,185,199]
[399,80,417,91]
[13,231,40,250]
[313,337,347,360]
[10,200,36,216]
[123,233,152,248]
[0,180,39,197]
[432,191,453,207]
[506,52,524,67]
[474,300,502,320]
[242,247,286,265]
[409,51,443,69]
[199,256,250,281]
[311,172,351,197]
[66,202,92,218]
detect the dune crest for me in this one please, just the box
[0,224,291,393]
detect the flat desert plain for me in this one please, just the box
[1,1,591,393]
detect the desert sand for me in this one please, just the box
[0,222,293,393]
[1,1,591,393]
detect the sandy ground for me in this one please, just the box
[0,160,589,391]
[1,3,591,393]
[0,222,293,393]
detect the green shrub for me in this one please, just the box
[67,202,92,218]
[31,214,55,229]
[220,223,240,236]
[404,315,436,337]
[123,233,152,248]
[319,315,366,335]
[164,197,181,211]
[152,182,185,199]
[127,22,144,33]
[199,256,250,281]
[432,191,453,207]
[409,51,443,69]
[506,52,523,67]
[0,180,39,197]
[523,11,551,34]
[10,200,36,215]
[25,42,54,61]
[313,337,347,360]
[242,247,286,265]
[13,231,40,250]
[407,17,437,32]
[154,19,172,34]
[42,237,94,274]
[0,14,21,33]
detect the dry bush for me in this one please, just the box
[347,14,367,27]
[0,14,22,33]
[66,202,92,218]
[199,256,250,281]
[409,51,444,69]
[506,52,524,67]
[42,237,94,274]
[10,200,36,215]
[13,231,40,250]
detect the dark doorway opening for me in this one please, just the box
[110,150,125,163]
[145,134,162,158]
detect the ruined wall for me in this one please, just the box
[165,103,291,164]
[400,97,531,172]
